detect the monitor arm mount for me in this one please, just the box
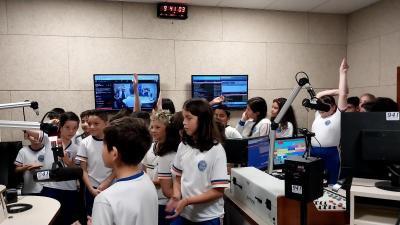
[267,72,317,174]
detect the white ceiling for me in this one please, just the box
[116,0,380,14]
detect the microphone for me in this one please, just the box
[33,167,83,182]
[302,98,330,112]
[304,84,317,98]
[30,101,39,116]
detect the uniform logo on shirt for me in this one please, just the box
[38,155,45,162]
[198,160,207,172]
[325,120,331,126]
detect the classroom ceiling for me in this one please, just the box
[116,0,380,14]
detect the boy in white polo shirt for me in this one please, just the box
[14,132,46,195]
[76,110,113,216]
[91,117,158,225]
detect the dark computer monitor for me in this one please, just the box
[93,74,160,111]
[341,112,400,191]
[223,136,269,170]
[0,141,23,188]
[273,137,307,169]
[191,75,248,109]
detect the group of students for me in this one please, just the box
[12,57,399,225]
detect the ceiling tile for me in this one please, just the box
[265,0,328,12]
[311,0,380,14]
[111,0,381,14]
[218,0,274,9]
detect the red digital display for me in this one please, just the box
[157,3,188,19]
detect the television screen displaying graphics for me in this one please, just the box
[273,137,306,167]
[93,74,160,111]
[191,75,248,109]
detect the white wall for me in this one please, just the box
[0,0,347,141]
[347,0,400,99]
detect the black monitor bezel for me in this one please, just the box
[93,74,160,112]
[191,74,248,110]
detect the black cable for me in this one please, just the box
[7,203,32,213]
[22,107,26,121]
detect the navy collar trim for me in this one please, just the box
[116,171,144,182]
[92,136,103,141]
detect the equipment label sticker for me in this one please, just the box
[292,185,302,194]
[36,171,50,180]
[386,112,399,121]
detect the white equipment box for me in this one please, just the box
[230,167,285,225]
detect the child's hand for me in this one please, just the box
[165,197,179,213]
[340,57,349,74]
[210,96,224,106]
[87,216,93,225]
[165,198,188,219]
[241,110,249,121]
[27,163,42,171]
[90,187,101,197]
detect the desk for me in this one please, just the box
[351,180,400,225]
[224,190,269,225]
[1,196,60,225]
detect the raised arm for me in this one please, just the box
[316,89,339,98]
[209,96,224,106]
[337,58,349,111]
[133,73,141,112]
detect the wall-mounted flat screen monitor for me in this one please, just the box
[93,74,160,111]
[191,75,248,109]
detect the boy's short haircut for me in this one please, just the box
[80,110,91,119]
[59,112,80,127]
[131,111,151,126]
[214,104,231,118]
[87,110,108,122]
[103,117,152,165]
[347,96,360,107]
[109,108,132,122]
[47,107,66,120]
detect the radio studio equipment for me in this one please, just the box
[0,102,83,183]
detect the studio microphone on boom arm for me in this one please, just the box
[33,111,83,182]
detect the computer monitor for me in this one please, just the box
[273,137,307,169]
[223,136,269,170]
[0,141,23,188]
[341,112,400,191]
[93,74,160,111]
[191,75,248,109]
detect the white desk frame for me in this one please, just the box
[1,195,60,225]
[350,178,400,225]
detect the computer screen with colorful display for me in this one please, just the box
[273,137,307,168]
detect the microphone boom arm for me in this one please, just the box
[268,77,308,173]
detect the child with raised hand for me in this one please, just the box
[91,117,157,225]
[166,98,229,225]
[76,110,114,216]
[236,97,270,137]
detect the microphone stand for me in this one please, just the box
[0,101,39,115]
[267,72,317,225]
[267,75,310,174]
